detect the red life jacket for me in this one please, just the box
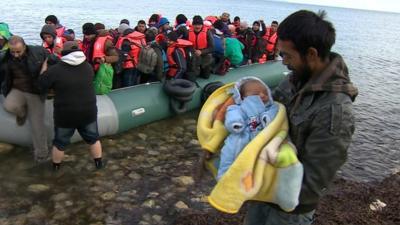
[116,31,146,69]
[188,26,208,50]
[42,37,63,58]
[56,26,65,38]
[92,35,113,71]
[264,28,278,54]
[167,39,192,77]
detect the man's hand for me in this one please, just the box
[195,50,202,57]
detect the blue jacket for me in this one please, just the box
[217,77,279,180]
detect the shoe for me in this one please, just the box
[16,114,27,126]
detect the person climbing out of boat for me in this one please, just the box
[0,36,57,163]
[135,20,147,34]
[40,24,63,58]
[237,21,255,65]
[186,15,214,79]
[175,14,189,39]
[0,22,12,53]
[244,10,358,225]
[44,15,66,39]
[39,41,104,171]
[263,20,279,60]
[217,77,278,180]
[115,25,146,87]
[81,22,119,71]
[251,20,267,63]
[166,31,188,79]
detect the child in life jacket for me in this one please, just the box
[217,76,279,180]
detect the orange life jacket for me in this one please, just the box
[43,37,63,58]
[188,26,208,50]
[92,35,113,71]
[167,39,192,77]
[264,28,278,54]
[56,26,65,38]
[116,31,146,69]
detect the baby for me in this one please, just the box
[217,77,278,180]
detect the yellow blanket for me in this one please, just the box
[197,83,303,213]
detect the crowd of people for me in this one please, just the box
[1,12,280,91]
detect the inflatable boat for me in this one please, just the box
[0,61,288,146]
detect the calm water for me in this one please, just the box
[2,0,400,182]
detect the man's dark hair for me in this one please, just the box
[145,29,156,42]
[138,20,146,25]
[167,31,178,42]
[272,20,278,25]
[277,10,335,59]
[213,20,224,31]
[234,16,240,22]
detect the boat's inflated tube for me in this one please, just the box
[163,79,196,97]
[164,79,197,114]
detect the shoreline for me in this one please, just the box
[174,172,400,225]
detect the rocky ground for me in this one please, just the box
[0,115,398,225]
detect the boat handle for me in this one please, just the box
[131,108,145,117]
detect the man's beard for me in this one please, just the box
[289,62,312,86]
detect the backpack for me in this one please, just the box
[112,48,127,75]
[136,45,158,74]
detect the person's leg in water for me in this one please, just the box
[77,121,103,169]
[52,127,75,171]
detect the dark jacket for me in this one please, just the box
[237,28,255,61]
[0,45,56,97]
[39,51,97,128]
[273,53,358,214]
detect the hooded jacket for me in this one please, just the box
[217,77,279,180]
[273,53,358,213]
[39,51,97,128]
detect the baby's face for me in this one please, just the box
[242,81,269,103]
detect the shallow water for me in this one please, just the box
[1,0,400,223]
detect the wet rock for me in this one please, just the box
[183,119,197,125]
[136,146,146,150]
[138,133,148,141]
[113,170,125,178]
[27,205,47,219]
[52,209,69,220]
[152,214,162,223]
[63,154,76,162]
[138,221,150,225]
[147,192,159,198]
[175,201,189,209]
[109,164,120,171]
[65,200,74,207]
[189,139,200,146]
[128,171,142,180]
[51,192,69,202]
[101,192,116,201]
[141,199,156,208]
[172,176,195,186]
[148,150,159,156]
[0,142,14,154]
[27,184,50,193]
